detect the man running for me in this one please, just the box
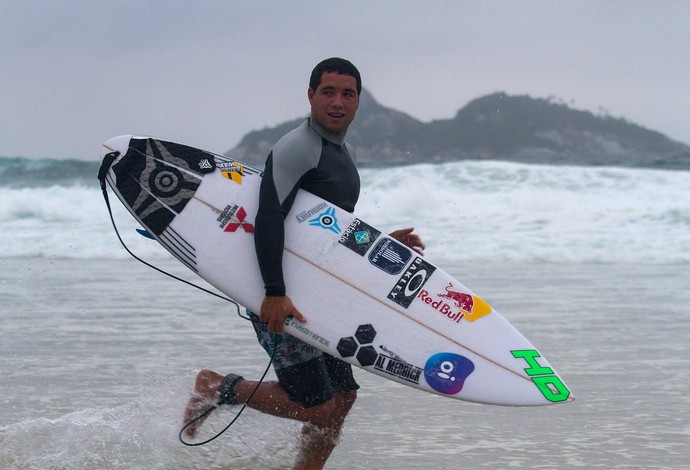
[184,57,424,470]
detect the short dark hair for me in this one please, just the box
[309,57,361,95]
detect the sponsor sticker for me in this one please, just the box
[511,349,571,402]
[285,316,330,347]
[417,289,465,323]
[417,282,492,323]
[437,282,492,322]
[296,202,329,224]
[218,204,254,233]
[369,238,411,274]
[374,354,423,384]
[218,161,244,184]
[339,219,381,256]
[424,352,475,395]
[308,206,340,234]
[337,324,378,367]
[336,324,423,384]
[387,256,436,308]
[217,204,239,228]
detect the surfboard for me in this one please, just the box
[99,135,573,406]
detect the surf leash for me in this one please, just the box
[98,151,244,309]
[98,151,276,446]
[178,344,277,446]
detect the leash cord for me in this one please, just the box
[177,344,276,446]
[98,154,275,446]
[98,152,244,310]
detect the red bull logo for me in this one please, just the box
[418,282,491,323]
[438,283,474,311]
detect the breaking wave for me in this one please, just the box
[1,156,688,264]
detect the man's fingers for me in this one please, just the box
[271,318,284,332]
[259,296,308,332]
[290,309,307,323]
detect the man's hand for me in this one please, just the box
[389,227,426,255]
[259,295,306,332]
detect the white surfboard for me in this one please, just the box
[100,135,573,406]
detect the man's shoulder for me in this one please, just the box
[344,141,357,162]
[273,119,322,160]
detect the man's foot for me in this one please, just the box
[182,369,224,438]
[182,392,216,439]
[182,369,244,438]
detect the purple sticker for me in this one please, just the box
[424,352,475,395]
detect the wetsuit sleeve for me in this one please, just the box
[254,119,338,297]
[254,152,302,297]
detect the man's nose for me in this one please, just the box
[331,93,344,107]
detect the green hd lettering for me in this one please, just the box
[511,349,570,403]
[511,349,553,376]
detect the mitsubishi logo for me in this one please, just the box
[224,206,254,233]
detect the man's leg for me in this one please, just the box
[293,390,357,470]
[183,317,359,468]
[183,369,355,439]
[183,369,356,470]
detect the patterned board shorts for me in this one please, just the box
[247,310,359,407]
[248,311,322,369]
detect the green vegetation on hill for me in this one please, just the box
[228,91,690,169]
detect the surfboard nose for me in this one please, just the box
[101,135,134,156]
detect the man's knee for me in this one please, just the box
[308,390,357,428]
[335,390,357,415]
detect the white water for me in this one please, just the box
[1,160,688,264]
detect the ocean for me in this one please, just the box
[1,155,689,469]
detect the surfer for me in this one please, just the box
[183,58,425,469]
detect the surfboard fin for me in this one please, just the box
[136,228,155,239]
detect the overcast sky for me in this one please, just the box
[1,0,688,160]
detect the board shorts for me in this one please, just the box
[248,311,359,408]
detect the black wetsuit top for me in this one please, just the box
[255,118,360,296]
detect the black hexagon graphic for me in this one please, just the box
[337,336,358,358]
[355,324,376,345]
[356,345,378,367]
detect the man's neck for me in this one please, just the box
[309,118,346,146]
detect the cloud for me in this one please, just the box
[1,1,689,159]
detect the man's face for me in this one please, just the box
[308,72,359,136]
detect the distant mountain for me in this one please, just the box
[228,90,690,170]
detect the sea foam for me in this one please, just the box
[1,160,688,264]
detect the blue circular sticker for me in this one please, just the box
[424,352,475,395]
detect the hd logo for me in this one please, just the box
[337,324,422,384]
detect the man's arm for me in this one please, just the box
[254,153,307,331]
[254,155,291,297]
